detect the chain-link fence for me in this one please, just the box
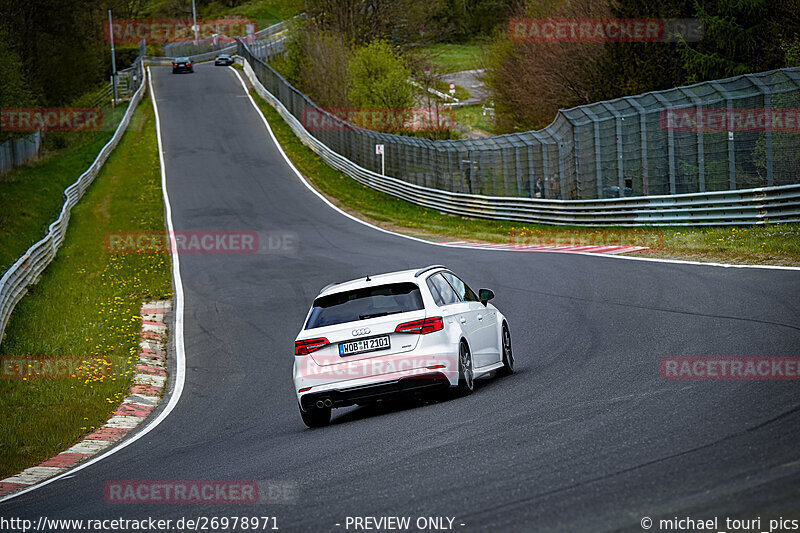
[0,133,42,176]
[162,20,287,59]
[0,57,143,177]
[239,41,800,201]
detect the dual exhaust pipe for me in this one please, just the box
[315,398,333,409]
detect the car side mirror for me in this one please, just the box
[478,288,494,306]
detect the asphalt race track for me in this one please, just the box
[3,63,800,532]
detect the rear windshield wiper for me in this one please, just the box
[359,311,403,320]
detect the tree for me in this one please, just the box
[678,0,799,82]
[433,0,516,43]
[299,28,352,108]
[483,0,610,132]
[0,28,34,142]
[306,0,403,45]
[595,0,693,99]
[348,40,413,110]
[0,0,107,105]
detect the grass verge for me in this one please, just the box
[420,43,487,73]
[249,89,800,266]
[453,104,498,135]
[0,105,127,273]
[0,96,171,478]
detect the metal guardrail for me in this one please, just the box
[0,60,147,344]
[240,49,800,227]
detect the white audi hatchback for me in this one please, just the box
[293,265,514,427]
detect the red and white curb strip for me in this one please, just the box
[0,300,171,498]
[438,240,649,254]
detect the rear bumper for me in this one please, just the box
[299,371,449,411]
[294,350,459,410]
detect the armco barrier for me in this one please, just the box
[0,61,147,345]
[239,45,800,227]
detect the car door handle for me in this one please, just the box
[477,314,483,321]
[459,317,467,324]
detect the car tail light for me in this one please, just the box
[295,337,329,355]
[172,63,177,67]
[395,317,444,335]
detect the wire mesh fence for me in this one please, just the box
[0,133,42,176]
[162,20,287,59]
[0,58,143,177]
[238,40,800,201]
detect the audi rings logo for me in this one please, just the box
[352,328,371,337]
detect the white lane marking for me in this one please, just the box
[229,67,800,272]
[0,67,189,503]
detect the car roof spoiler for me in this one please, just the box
[414,265,447,278]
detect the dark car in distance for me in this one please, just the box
[172,57,193,74]
[214,54,234,66]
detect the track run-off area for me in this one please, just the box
[2,63,800,532]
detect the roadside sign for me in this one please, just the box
[376,144,385,176]
[449,83,456,95]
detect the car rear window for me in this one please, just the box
[306,282,424,329]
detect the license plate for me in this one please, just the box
[339,336,390,356]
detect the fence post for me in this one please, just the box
[745,74,774,187]
[600,103,626,197]
[710,82,736,190]
[678,88,706,192]
[579,107,604,198]
[624,97,649,196]
[652,93,677,194]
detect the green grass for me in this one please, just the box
[0,105,126,273]
[0,97,171,478]
[453,103,498,135]
[420,43,487,73]
[250,89,800,266]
